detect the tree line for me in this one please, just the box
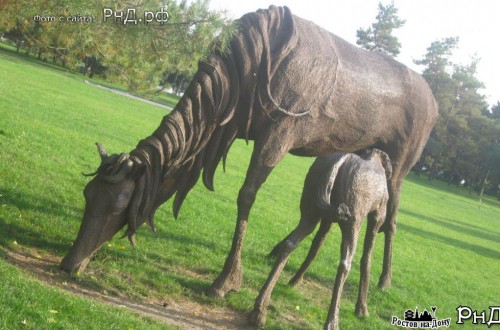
[1,1,498,198]
[357,2,499,199]
[0,0,233,93]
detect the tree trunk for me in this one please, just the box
[478,170,490,209]
[468,162,481,195]
[428,159,438,181]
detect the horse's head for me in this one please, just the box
[60,143,145,273]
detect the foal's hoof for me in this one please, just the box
[288,274,303,287]
[248,309,266,328]
[267,242,284,259]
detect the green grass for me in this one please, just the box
[1,43,499,329]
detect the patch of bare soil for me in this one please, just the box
[4,248,254,330]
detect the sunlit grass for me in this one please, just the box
[0,258,176,329]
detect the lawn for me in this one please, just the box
[0,43,499,329]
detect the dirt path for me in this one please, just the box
[4,248,254,330]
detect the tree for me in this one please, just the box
[89,0,234,92]
[161,69,190,95]
[442,58,488,187]
[413,37,458,180]
[0,0,234,92]
[356,1,405,57]
[484,101,500,121]
[0,0,39,52]
[414,37,459,94]
[425,64,499,198]
[482,143,500,200]
[83,55,106,78]
[414,37,499,197]
[0,0,87,64]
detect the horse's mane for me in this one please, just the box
[173,6,301,217]
[115,6,301,239]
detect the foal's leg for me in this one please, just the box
[355,210,385,317]
[324,221,360,330]
[289,219,333,286]
[249,213,320,327]
[268,230,294,258]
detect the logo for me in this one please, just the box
[392,306,451,328]
[456,305,500,327]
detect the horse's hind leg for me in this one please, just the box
[356,209,385,317]
[379,108,435,289]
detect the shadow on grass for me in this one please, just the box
[406,174,499,208]
[400,209,500,245]
[169,273,210,296]
[0,188,82,256]
[398,223,500,260]
[145,227,221,251]
[0,215,69,254]
[0,188,81,220]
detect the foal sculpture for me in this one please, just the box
[61,6,438,299]
[250,149,392,329]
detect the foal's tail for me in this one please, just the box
[316,154,351,210]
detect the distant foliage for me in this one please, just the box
[414,38,500,198]
[0,0,234,92]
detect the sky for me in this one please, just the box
[209,0,500,106]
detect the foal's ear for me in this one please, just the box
[375,149,392,180]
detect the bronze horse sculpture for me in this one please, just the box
[61,6,438,300]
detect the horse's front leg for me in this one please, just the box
[207,136,288,298]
